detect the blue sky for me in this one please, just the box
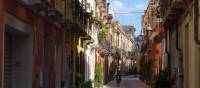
[107,0,149,36]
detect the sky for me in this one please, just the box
[107,0,149,36]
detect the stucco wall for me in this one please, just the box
[11,34,33,88]
[178,5,199,88]
[168,3,200,88]
[4,12,33,88]
[55,44,62,88]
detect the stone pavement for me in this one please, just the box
[103,76,149,88]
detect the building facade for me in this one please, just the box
[141,0,164,78]
[0,0,94,88]
[160,0,200,88]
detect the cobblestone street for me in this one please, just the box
[103,76,149,88]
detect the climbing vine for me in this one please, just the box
[95,63,103,87]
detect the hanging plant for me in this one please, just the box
[98,27,108,44]
[94,18,103,29]
[100,27,108,39]
[109,62,117,80]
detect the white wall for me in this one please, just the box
[85,47,95,81]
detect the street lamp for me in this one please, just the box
[140,30,144,36]
[146,24,152,40]
[146,24,152,32]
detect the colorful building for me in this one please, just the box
[0,0,93,88]
[141,0,166,81]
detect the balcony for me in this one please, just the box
[54,0,64,15]
[17,0,48,15]
[161,0,192,28]
[96,0,104,4]
[54,0,73,21]
[96,0,106,12]
[72,0,87,32]
[70,0,93,40]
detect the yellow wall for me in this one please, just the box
[168,3,200,88]
[177,5,199,88]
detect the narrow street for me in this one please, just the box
[0,0,199,88]
[104,76,149,88]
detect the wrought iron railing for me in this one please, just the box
[73,0,86,24]
[159,0,170,18]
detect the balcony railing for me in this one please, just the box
[54,0,64,15]
[72,0,88,30]
[54,0,73,21]
[159,0,192,28]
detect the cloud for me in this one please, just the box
[135,4,146,11]
[110,1,123,11]
[109,1,147,16]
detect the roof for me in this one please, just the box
[121,25,136,42]
[122,25,136,34]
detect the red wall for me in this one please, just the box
[1,0,63,88]
[151,25,162,76]
[5,0,34,24]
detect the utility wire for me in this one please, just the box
[114,12,144,14]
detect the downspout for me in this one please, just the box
[175,25,184,88]
[194,0,200,45]
[175,26,183,53]
[61,0,67,88]
[165,27,171,87]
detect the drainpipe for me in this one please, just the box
[194,0,200,45]
[165,27,171,88]
[175,26,183,53]
[175,25,184,88]
[61,0,67,88]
